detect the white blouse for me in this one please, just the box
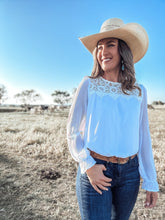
[67,76,159,192]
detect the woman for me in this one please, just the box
[67,18,159,220]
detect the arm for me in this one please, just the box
[138,85,159,192]
[67,76,112,194]
[138,85,159,207]
[67,76,96,173]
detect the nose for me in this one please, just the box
[101,45,108,56]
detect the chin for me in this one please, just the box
[103,68,113,72]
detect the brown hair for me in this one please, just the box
[90,39,141,96]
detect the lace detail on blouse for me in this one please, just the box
[89,76,141,99]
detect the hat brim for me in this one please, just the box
[79,23,149,63]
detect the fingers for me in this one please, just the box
[92,183,109,195]
[149,198,156,208]
[101,165,107,171]
[97,183,109,191]
[144,191,158,208]
[145,191,153,208]
[103,176,112,183]
[93,184,102,195]
[90,179,111,194]
[101,181,111,187]
[144,191,151,208]
[86,164,112,195]
[149,192,158,208]
[100,165,112,182]
[91,178,112,195]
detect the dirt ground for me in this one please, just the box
[0,109,164,219]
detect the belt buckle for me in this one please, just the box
[117,157,121,164]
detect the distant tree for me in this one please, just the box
[152,100,164,105]
[51,90,71,106]
[148,104,154,109]
[0,84,7,105]
[152,101,158,105]
[14,89,41,108]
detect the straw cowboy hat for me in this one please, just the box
[79,18,149,63]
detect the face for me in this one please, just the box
[97,38,121,74]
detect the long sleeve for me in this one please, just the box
[67,76,96,173]
[138,85,159,191]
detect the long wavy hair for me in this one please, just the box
[90,39,141,96]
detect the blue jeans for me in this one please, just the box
[76,155,140,220]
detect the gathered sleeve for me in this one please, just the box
[67,76,96,173]
[138,85,159,191]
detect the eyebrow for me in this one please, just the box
[97,40,116,46]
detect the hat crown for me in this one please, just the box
[100,18,124,33]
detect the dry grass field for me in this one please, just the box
[0,107,165,220]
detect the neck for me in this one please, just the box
[102,69,120,82]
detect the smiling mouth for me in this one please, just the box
[102,58,112,63]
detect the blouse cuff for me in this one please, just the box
[142,180,159,192]
[79,148,96,174]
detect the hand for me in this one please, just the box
[86,164,112,195]
[144,191,158,208]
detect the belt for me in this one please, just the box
[89,150,137,164]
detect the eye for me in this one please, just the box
[107,44,115,47]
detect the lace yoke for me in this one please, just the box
[89,76,141,99]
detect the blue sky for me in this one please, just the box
[0,0,165,104]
